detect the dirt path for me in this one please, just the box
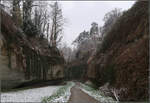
[68,84,100,103]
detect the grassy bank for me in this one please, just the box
[42,82,75,103]
[80,83,117,103]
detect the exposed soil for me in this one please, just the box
[87,1,148,101]
[68,84,100,103]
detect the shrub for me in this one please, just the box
[22,20,39,37]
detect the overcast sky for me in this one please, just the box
[57,1,135,47]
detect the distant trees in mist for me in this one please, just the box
[72,8,122,62]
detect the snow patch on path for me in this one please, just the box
[1,86,62,102]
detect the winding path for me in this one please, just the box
[68,83,100,103]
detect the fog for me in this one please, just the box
[59,1,135,47]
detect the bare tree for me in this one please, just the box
[101,8,122,38]
[0,1,12,15]
[12,0,22,26]
[33,1,50,38]
[1,0,22,26]
[90,22,99,37]
[23,0,33,23]
[49,2,64,47]
[46,23,50,40]
[22,0,38,37]
[59,43,73,63]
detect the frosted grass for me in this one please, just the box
[80,83,118,103]
[42,82,75,103]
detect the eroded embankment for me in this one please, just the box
[0,7,65,89]
[87,1,148,101]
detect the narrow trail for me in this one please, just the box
[68,83,100,103]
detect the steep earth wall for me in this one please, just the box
[87,1,149,101]
[0,8,65,89]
